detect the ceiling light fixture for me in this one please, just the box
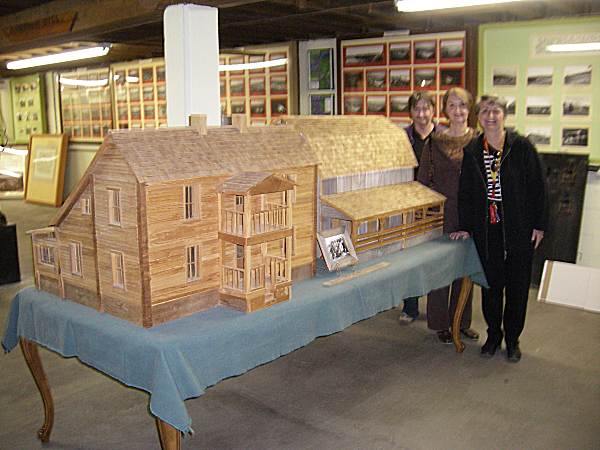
[394,0,524,12]
[6,45,111,70]
[218,58,287,72]
[59,76,109,87]
[545,42,600,52]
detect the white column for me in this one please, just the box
[163,4,221,127]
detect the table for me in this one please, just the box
[3,237,486,449]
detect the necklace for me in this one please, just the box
[483,136,503,224]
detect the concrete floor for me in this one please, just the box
[1,198,599,450]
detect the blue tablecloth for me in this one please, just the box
[3,237,485,434]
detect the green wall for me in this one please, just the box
[479,17,600,163]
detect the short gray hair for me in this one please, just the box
[475,95,507,115]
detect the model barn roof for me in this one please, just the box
[51,124,317,226]
[321,182,446,221]
[280,116,417,179]
[218,172,295,195]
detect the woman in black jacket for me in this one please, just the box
[454,95,547,362]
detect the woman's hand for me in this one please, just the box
[531,229,544,249]
[450,231,470,240]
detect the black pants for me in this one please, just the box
[481,223,533,346]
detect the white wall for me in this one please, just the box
[577,171,600,269]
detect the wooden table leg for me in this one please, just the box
[451,277,473,353]
[19,338,54,442]
[156,418,181,450]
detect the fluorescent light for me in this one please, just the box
[59,76,109,87]
[395,0,524,12]
[0,169,22,178]
[0,146,28,156]
[6,45,111,70]
[546,42,600,52]
[218,58,287,72]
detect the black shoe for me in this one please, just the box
[480,338,501,358]
[460,328,480,340]
[436,329,453,344]
[506,343,522,363]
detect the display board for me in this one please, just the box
[10,74,46,144]
[219,43,297,125]
[299,38,338,115]
[112,59,167,130]
[59,67,112,142]
[340,31,466,126]
[479,17,600,162]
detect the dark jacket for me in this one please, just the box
[458,131,548,258]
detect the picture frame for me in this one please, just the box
[248,54,265,74]
[317,227,358,271]
[389,42,411,64]
[389,95,410,117]
[269,52,287,73]
[309,94,334,115]
[440,38,464,62]
[270,75,287,94]
[249,77,266,95]
[505,96,516,116]
[24,134,68,206]
[308,48,333,90]
[343,70,364,91]
[413,40,437,64]
[0,145,27,199]
[229,78,245,96]
[492,66,518,87]
[389,69,411,91]
[526,96,552,116]
[561,127,589,147]
[344,44,386,67]
[525,125,552,147]
[365,70,387,91]
[440,67,464,89]
[413,67,437,90]
[563,65,592,86]
[250,98,266,117]
[228,56,245,75]
[270,98,288,116]
[366,95,387,115]
[562,95,591,118]
[527,66,553,86]
[343,96,364,115]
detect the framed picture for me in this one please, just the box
[414,40,437,64]
[389,95,410,117]
[562,95,591,117]
[270,98,288,116]
[229,78,245,96]
[220,79,226,98]
[389,42,411,64]
[440,67,464,89]
[525,125,552,147]
[248,54,265,74]
[344,44,386,67]
[250,98,266,117]
[440,38,464,62]
[317,227,358,271]
[249,77,265,95]
[269,52,287,73]
[492,66,517,87]
[270,75,287,95]
[505,96,516,115]
[0,145,27,199]
[228,56,245,75]
[366,70,387,91]
[414,67,437,90]
[308,48,333,90]
[309,94,334,115]
[527,67,553,86]
[343,96,364,115]
[231,99,246,114]
[366,95,387,115]
[343,70,364,91]
[25,134,68,206]
[563,65,592,85]
[389,69,410,90]
[526,96,552,116]
[561,127,589,147]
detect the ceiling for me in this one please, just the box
[0,0,599,76]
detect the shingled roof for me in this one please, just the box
[279,116,417,179]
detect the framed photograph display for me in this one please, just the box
[366,95,387,115]
[525,125,552,147]
[270,75,287,94]
[309,94,334,115]
[308,48,333,90]
[0,145,27,198]
[505,96,517,115]
[25,134,68,206]
[10,74,47,145]
[317,227,358,271]
[231,99,245,114]
[389,95,410,117]
[492,66,518,87]
[270,98,288,116]
[250,98,266,117]
[248,54,265,74]
[440,67,464,89]
[344,70,364,91]
[562,95,591,117]
[440,39,464,62]
[563,65,592,86]
[230,78,245,96]
[414,41,437,64]
[526,96,552,116]
[527,67,553,86]
[414,67,436,90]
[249,77,266,95]
[344,44,386,67]
[389,42,411,64]
[561,127,589,147]
[389,69,411,90]
[269,52,287,72]
[344,96,364,115]
[366,70,387,91]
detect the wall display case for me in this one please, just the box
[10,74,46,144]
[340,32,466,125]
[299,39,337,115]
[59,68,112,142]
[111,59,167,131]
[220,44,296,125]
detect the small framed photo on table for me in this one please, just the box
[25,134,68,206]
[317,227,358,271]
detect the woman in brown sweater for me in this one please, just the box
[417,87,479,344]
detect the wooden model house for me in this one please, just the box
[30,116,318,327]
[280,116,445,254]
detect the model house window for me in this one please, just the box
[357,220,378,235]
[107,188,121,225]
[183,185,200,219]
[186,245,200,281]
[110,251,125,288]
[38,245,55,266]
[236,244,244,268]
[70,242,82,276]
[235,195,244,211]
[383,214,403,229]
[81,197,91,215]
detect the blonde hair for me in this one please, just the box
[442,87,473,118]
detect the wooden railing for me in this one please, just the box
[266,255,288,284]
[221,203,289,236]
[222,265,266,292]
